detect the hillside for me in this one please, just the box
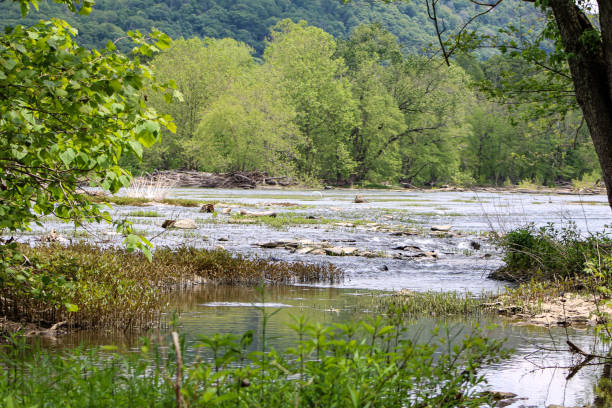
[0,0,536,55]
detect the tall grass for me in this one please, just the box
[124,178,175,200]
[0,244,342,331]
[491,222,611,283]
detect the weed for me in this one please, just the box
[0,310,507,407]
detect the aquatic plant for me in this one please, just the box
[0,314,507,407]
[86,194,204,207]
[126,210,163,217]
[0,244,342,331]
[383,291,491,317]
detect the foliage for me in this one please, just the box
[0,315,508,407]
[0,0,536,57]
[0,5,175,258]
[0,243,342,330]
[492,222,612,282]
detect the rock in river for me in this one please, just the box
[430,224,452,232]
[354,194,368,203]
[162,219,197,229]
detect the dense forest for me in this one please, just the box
[0,0,600,187]
[1,0,538,56]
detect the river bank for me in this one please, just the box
[135,169,608,196]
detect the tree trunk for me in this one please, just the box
[549,0,612,209]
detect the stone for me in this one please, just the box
[393,244,421,251]
[295,247,313,254]
[200,203,215,213]
[325,247,346,256]
[218,237,228,241]
[489,391,517,400]
[162,219,196,229]
[354,194,367,203]
[173,219,197,229]
[40,229,69,243]
[222,207,232,214]
[257,240,298,248]
[431,224,452,231]
[310,248,326,255]
[469,241,481,250]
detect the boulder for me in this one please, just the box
[200,203,215,213]
[222,207,232,214]
[295,247,313,254]
[162,219,196,229]
[431,224,452,232]
[354,194,367,203]
[325,247,358,256]
[40,229,69,243]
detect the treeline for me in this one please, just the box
[121,21,599,187]
[1,0,536,57]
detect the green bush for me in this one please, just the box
[492,222,612,282]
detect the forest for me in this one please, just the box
[0,0,600,187]
[127,21,598,187]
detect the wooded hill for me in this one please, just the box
[1,0,536,57]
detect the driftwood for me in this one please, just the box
[141,170,297,189]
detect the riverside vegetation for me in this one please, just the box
[0,243,342,332]
[0,305,508,408]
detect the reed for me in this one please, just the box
[0,244,342,331]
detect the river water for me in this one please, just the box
[20,188,612,407]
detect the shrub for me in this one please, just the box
[491,222,612,283]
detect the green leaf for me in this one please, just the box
[65,303,79,313]
[59,148,76,166]
[128,140,143,159]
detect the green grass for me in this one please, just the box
[126,210,163,217]
[87,195,204,207]
[382,291,492,317]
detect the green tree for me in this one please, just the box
[144,37,253,170]
[196,65,301,174]
[1,0,174,255]
[393,0,612,207]
[265,19,359,183]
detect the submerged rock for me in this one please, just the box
[240,209,277,217]
[200,203,215,213]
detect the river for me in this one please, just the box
[19,188,612,407]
